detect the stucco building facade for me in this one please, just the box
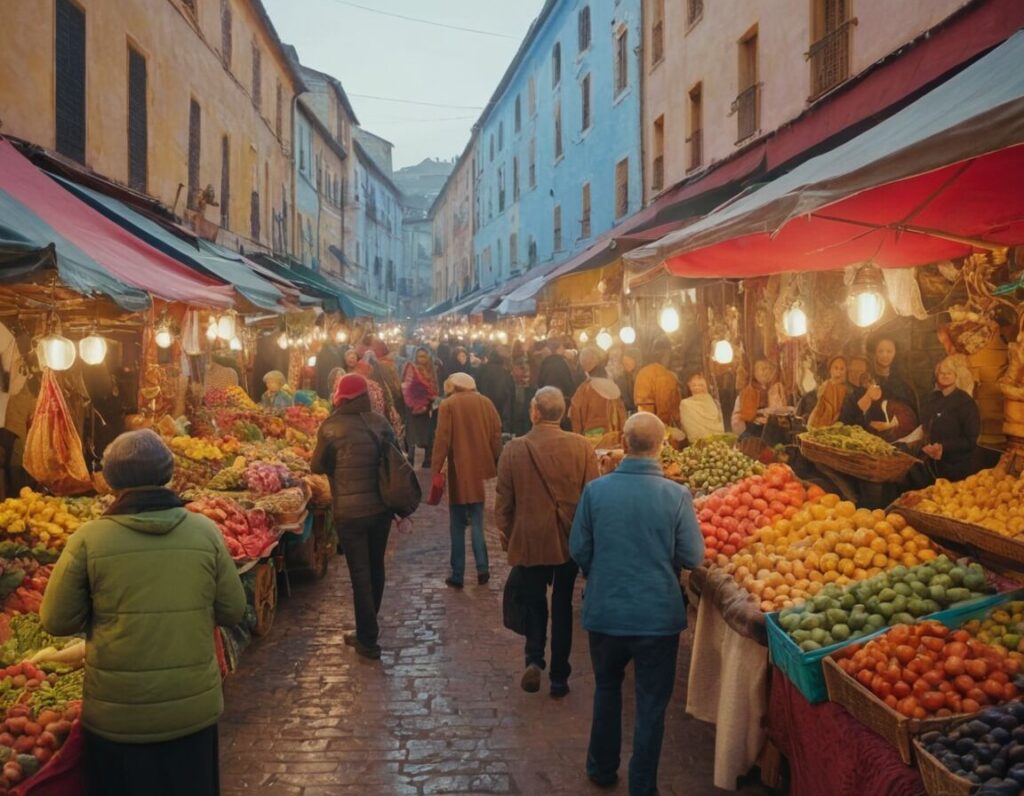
[429,136,476,305]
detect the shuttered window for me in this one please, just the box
[553,205,562,251]
[615,28,629,96]
[275,81,283,137]
[55,0,86,163]
[581,73,591,131]
[250,189,261,240]
[220,0,232,68]
[552,42,561,88]
[578,7,591,53]
[220,135,230,228]
[615,158,629,218]
[581,183,591,238]
[554,101,562,159]
[127,45,148,191]
[251,41,262,108]
[187,99,201,209]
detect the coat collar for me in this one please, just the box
[615,457,663,475]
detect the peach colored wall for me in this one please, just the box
[432,138,476,303]
[0,0,299,254]
[642,0,967,203]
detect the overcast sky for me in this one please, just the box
[263,0,545,169]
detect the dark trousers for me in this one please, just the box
[587,632,680,796]
[520,560,578,682]
[85,724,219,796]
[337,512,392,646]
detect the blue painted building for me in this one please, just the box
[473,0,642,292]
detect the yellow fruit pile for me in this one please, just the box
[0,488,102,550]
[170,436,225,461]
[909,468,1024,537]
[720,493,939,612]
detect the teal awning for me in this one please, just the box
[51,175,286,311]
[248,254,390,318]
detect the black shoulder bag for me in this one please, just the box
[361,414,421,518]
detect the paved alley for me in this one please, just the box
[218,493,772,796]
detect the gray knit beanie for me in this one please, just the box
[102,429,174,490]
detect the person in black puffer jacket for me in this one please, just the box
[476,350,515,432]
[311,374,395,659]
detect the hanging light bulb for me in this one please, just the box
[206,318,218,341]
[306,354,317,367]
[782,303,808,337]
[335,328,348,344]
[846,265,887,328]
[579,330,589,344]
[596,329,613,351]
[659,305,681,334]
[619,325,636,345]
[78,334,108,365]
[712,339,734,365]
[277,332,289,350]
[229,336,242,351]
[217,312,236,340]
[37,333,76,371]
[497,330,508,344]
[154,326,174,349]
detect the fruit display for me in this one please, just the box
[801,423,899,456]
[720,494,940,611]
[695,465,815,559]
[962,600,1024,664]
[0,700,81,791]
[282,405,328,437]
[776,556,994,651]
[245,462,295,496]
[185,497,278,560]
[903,468,1024,537]
[204,385,257,410]
[0,490,104,553]
[661,439,765,494]
[919,701,1024,792]
[0,615,67,666]
[833,621,1022,718]
[1,565,53,615]
[254,487,308,516]
[214,410,287,440]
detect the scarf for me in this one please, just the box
[680,393,725,442]
[403,361,438,412]
[105,486,184,516]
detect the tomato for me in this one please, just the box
[920,691,946,712]
[894,645,916,666]
[961,698,981,714]
[921,636,945,653]
[807,485,825,500]
[875,679,893,700]
[1003,682,1019,701]
[739,492,754,507]
[884,694,898,709]
[912,678,931,697]
[990,670,1009,685]
[966,688,989,706]
[749,485,764,499]
[944,642,968,659]
[856,669,874,688]
[950,629,971,645]
[896,697,918,718]
[892,681,911,699]
[945,692,963,712]
[922,670,945,687]
[943,656,966,677]
[1004,657,1021,675]
[706,497,723,513]
[964,658,988,680]
[751,498,768,513]
[953,675,976,695]
[981,679,1005,700]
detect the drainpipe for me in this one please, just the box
[636,4,648,209]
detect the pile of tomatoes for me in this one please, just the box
[695,464,821,559]
[834,621,1023,718]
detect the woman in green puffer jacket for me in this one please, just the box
[40,429,245,796]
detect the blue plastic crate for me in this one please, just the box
[767,589,1021,704]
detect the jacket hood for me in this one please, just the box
[107,508,190,535]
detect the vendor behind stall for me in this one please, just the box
[732,359,785,439]
[634,339,681,427]
[907,356,981,486]
[678,372,725,443]
[569,348,627,445]
[260,370,294,411]
[808,356,852,429]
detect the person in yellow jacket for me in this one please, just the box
[633,340,681,427]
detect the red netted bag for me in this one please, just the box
[23,370,93,495]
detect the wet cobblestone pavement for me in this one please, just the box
[219,491,773,795]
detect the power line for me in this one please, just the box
[327,0,519,40]
[348,93,484,111]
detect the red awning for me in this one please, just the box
[0,140,234,307]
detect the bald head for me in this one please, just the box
[623,412,665,458]
[531,386,566,423]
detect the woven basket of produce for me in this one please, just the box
[304,474,332,507]
[912,738,974,796]
[799,424,918,483]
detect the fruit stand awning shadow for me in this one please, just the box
[626,30,1024,278]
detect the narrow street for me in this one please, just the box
[219,487,770,795]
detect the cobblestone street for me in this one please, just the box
[219,490,772,795]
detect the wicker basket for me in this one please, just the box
[912,739,975,796]
[799,437,919,483]
[821,656,975,764]
[892,501,1024,567]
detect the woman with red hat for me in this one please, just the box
[310,374,397,660]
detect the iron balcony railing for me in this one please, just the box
[733,83,760,142]
[808,18,856,99]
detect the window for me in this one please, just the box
[127,44,148,191]
[55,0,86,163]
[614,28,629,96]
[498,121,504,151]
[581,74,591,131]
[578,6,591,53]
[298,124,305,172]
[688,83,703,170]
[250,190,260,239]
[615,159,629,218]
[528,138,536,188]
[275,81,283,137]
[528,75,537,116]
[490,134,495,162]
[182,0,196,13]
[220,135,230,228]
[580,182,591,239]
[497,239,503,271]
[650,0,665,66]
[651,115,665,191]
[553,101,563,159]
[552,42,561,88]
[810,0,852,98]
[510,232,518,270]
[735,28,759,142]
[553,205,562,251]
[687,0,703,26]
[528,236,537,266]
[514,95,522,133]
[512,155,520,202]
[187,98,201,209]
[220,0,232,68]
[251,40,261,108]
[498,166,505,212]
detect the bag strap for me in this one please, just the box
[359,412,383,451]
[523,438,562,511]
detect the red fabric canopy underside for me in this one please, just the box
[664,143,1024,278]
[0,141,233,306]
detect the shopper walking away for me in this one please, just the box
[570,412,705,795]
[538,338,578,430]
[633,340,681,427]
[496,387,598,697]
[509,357,537,437]
[311,374,396,660]
[431,372,502,588]
[476,349,515,432]
[402,346,440,468]
[40,429,245,796]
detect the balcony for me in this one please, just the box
[808,18,856,100]
[651,155,664,192]
[651,20,664,65]
[687,129,702,172]
[733,83,760,143]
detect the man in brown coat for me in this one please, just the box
[496,386,599,697]
[432,372,503,588]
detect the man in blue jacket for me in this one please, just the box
[570,412,705,795]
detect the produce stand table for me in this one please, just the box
[768,666,925,796]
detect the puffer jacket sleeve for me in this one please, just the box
[40,530,91,636]
[310,423,334,477]
[212,526,246,626]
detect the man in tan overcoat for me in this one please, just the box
[432,372,503,588]
[495,386,598,697]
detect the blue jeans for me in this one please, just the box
[449,502,488,582]
[586,632,680,796]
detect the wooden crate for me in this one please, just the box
[912,738,974,796]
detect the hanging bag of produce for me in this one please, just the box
[360,414,421,517]
[23,370,93,495]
